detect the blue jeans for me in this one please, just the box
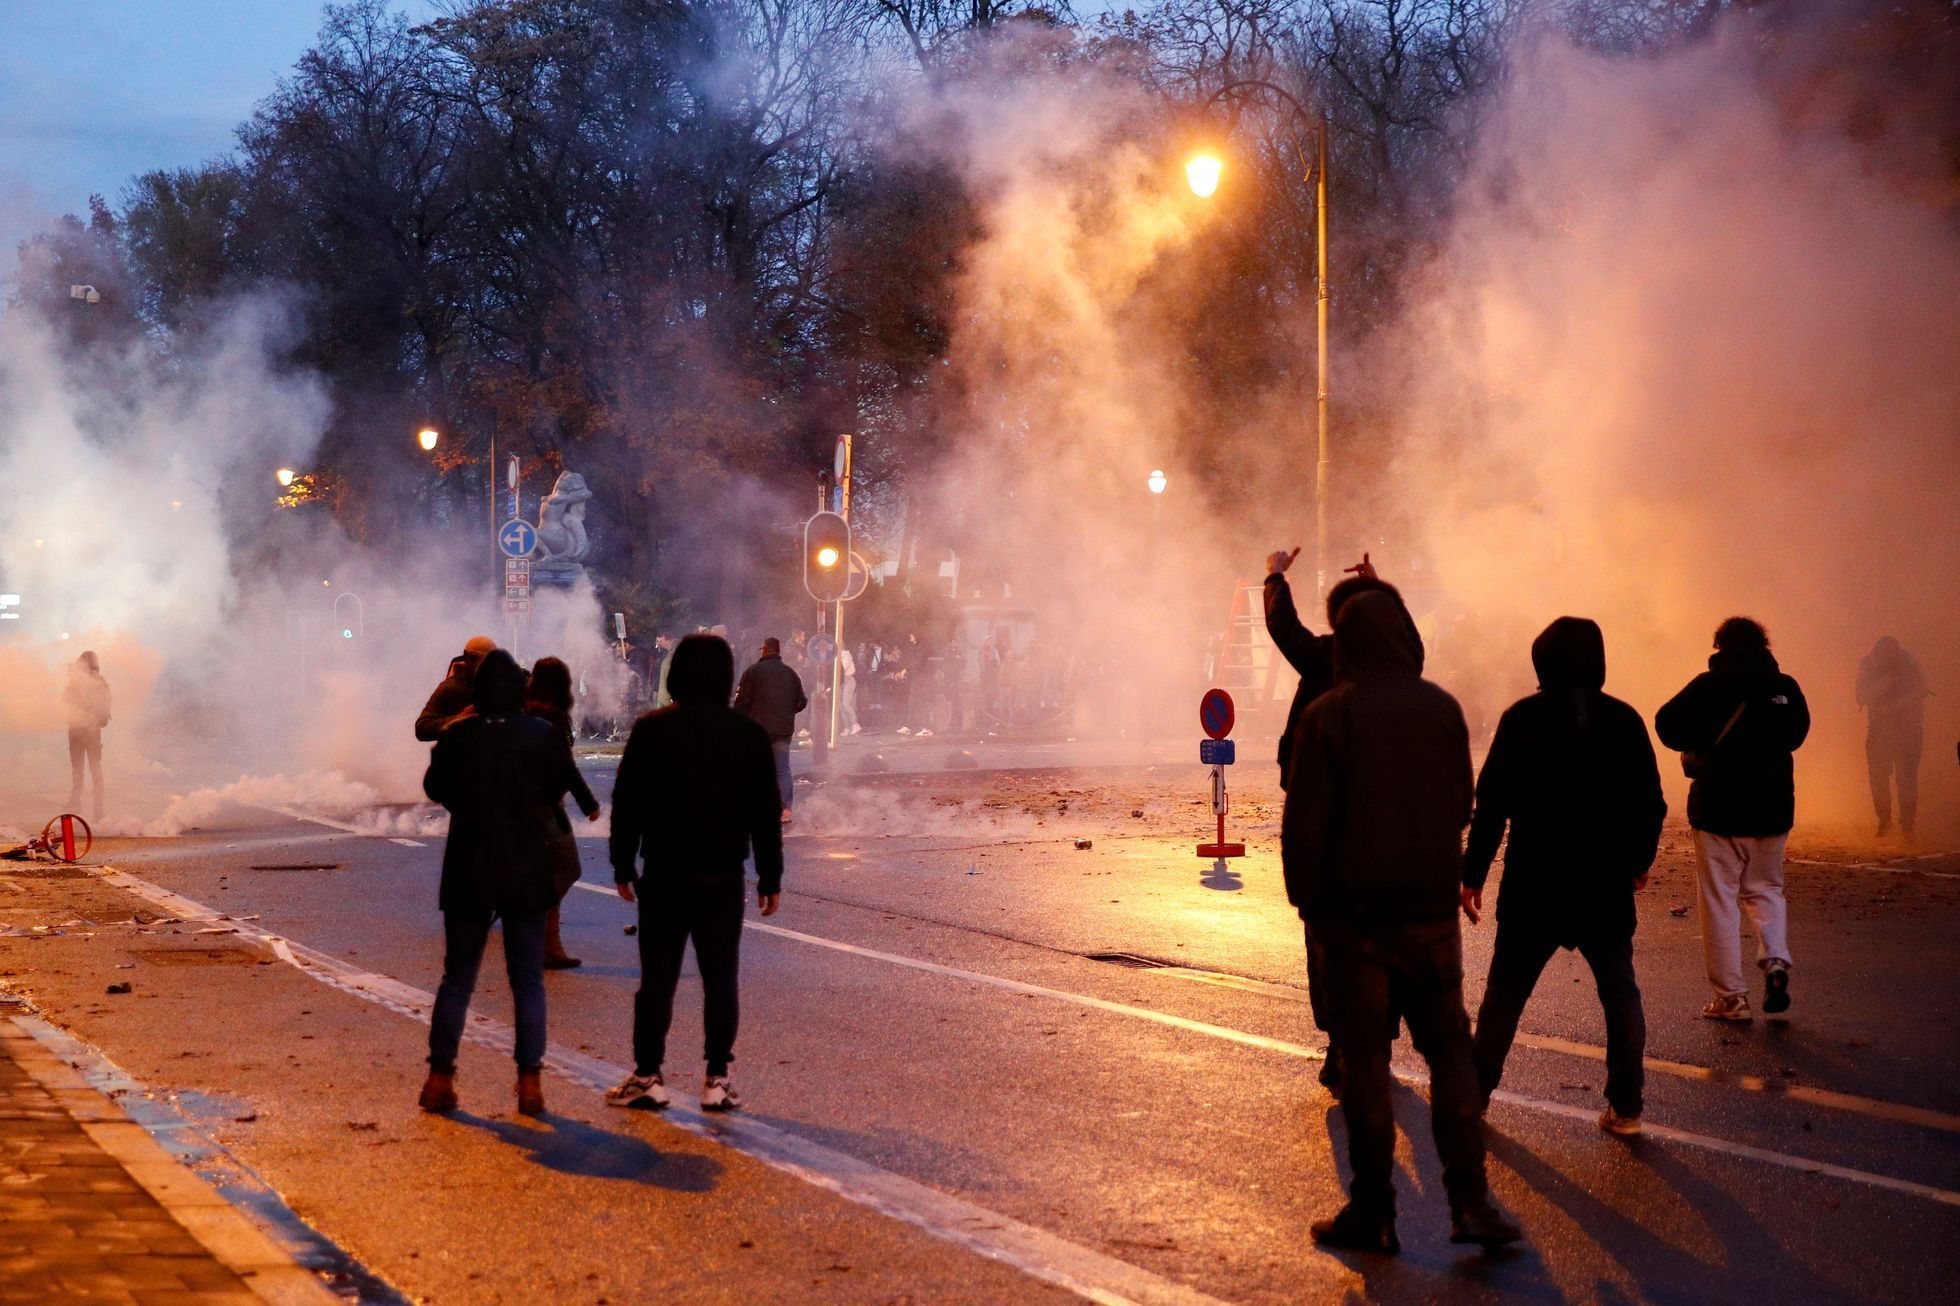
[771,737,793,810]
[429,909,548,1073]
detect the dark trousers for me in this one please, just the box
[771,738,794,811]
[1867,726,1922,831]
[633,875,746,1077]
[1318,916,1487,1215]
[429,908,548,1073]
[1303,923,1336,1035]
[67,728,103,815]
[1473,921,1645,1117]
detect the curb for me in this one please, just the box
[0,1015,341,1306]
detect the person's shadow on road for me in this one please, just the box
[446,1108,722,1191]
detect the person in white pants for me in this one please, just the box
[1656,617,1810,1022]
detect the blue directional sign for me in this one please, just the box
[498,519,537,559]
[806,634,837,666]
[1200,738,1236,766]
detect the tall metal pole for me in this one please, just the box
[1314,110,1331,600]
[829,435,853,750]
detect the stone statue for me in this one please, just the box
[533,470,593,584]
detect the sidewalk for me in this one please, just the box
[0,1016,332,1306]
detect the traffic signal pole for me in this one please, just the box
[829,435,853,751]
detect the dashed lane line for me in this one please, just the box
[1787,856,1960,880]
[575,890,1960,1208]
[92,864,1259,1306]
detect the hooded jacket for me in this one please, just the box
[1856,638,1927,740]
[63,658,112,732]
[1656,647,1809,837]
[423,654,583,915]
[416,653,480,741]
[1463,618,1666,941]
[733,653,808,740]
[1264,572,1425,789]
[1282,591,1472,926]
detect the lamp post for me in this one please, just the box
[1189,81,1331,597]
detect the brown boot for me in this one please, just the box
[517,1070,545,1117]
[418,1071,457,1114]
[543,905,581,969]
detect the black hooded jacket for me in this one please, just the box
[1264,572,1425,789]
[1282,591,1472,927]
[1463,618,1666,941]
[1656,648,1809,837]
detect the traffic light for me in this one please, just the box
[803,511,850,602]
[332,592,364,640]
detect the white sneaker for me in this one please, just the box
[897,726,912,735]
[848,724,862,736]
[915,729,933,738]
[1700,993,1752,1022]
[604,1071,669,1109]
[701,1075,743,1112]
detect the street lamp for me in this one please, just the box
[275,467,297,488]
[417,426,440,452]
[1188,81,1332,597]
[1147,469,1168,495]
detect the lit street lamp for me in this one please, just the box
[1188,81,1332,597]
[1147,469,1168,495]
[417,427,440,452]
[275,467,297,488]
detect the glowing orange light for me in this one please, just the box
[816,546,841,569]
[1186,154,1222,198]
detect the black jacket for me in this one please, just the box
[1464,618,1666,942]
[527,704,600,821]
[609,704,786,895]
[1263,574,1335,789]
[415,659,474,741]
[424,712,582,915]
[734,654,808,740]
[1655,649,1810,837]
[1282,592,1472,927]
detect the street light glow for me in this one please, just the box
[1185,153,1222,198]
[276,467,297,487]
[816,545,841,569]
[1148,469,1168,495]
[417,427,440,451]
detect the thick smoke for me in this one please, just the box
[1388,25,1960,837]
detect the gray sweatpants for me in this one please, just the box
[1692,830,1791,996]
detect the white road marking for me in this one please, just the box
[388,838,426,848]
[259,805,425,848]
[91,865,1262,1306]
[1787,857,1960,881]
[563,893,1958,1208]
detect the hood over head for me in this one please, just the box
[1532,617,1606,693]
[471,649,528,715]
[1333,591,1422,681]
[74,650,100,675]
[668,634,736,707]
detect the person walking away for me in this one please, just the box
[734,638,807,823]
[1656,617,1810,1021]
[1463,618,1665,1137]
[606,635,783,1113]
[1265,548,1421,1096]
[63,651,111,818]
[420,651,583,1117]
[526,657,604,968]
[1857,636,1927,839]
[838,645,861,735]
[1282,591,1520,1253]
[416,636,496,740]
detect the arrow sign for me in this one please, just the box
[498,519,537,559]
[1199,688,1235,741]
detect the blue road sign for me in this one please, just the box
[1199,688,1235,740]
[1200,738,1236,766]
[498,519,537,558]
[807,634,837,666]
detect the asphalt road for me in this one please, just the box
[5,754,1959,1303]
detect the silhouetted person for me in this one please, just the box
[1283,591,1521,1254]
[63,651,111,818]
[1464,618,1665,1136]
[420,651,584,1118]
[1857,636,1927,839]
[526,656,603,969]
[1656,617,1810,1022]
[1266,548,1422,1095]
[416,635,496,740]
[734,637,807,821]
[606,635,783,1114]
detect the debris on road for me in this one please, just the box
[624,923,638,935]
[1669,903,1690,916]
[105,981,132,994]
[1074,839,1093,850]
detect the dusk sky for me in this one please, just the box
[0,1,434,284]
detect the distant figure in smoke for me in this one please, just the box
[733,638,807,823]
[606,635,783,1114]
[1656,617,1810,1023]
[63,651,111,818]
[420,651,586,1118]
[415,635,497,741]
[1464,618,1665,1138]
[1856,636,1928,839]
[526,657,604,969]
[652,634,677,710]
[1282,592,1521,1253]
[1266,547,1422,1096]
[838,643,861,735]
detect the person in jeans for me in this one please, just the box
[420,650,583,1117]
[733,637,808,822]
[1283,592,1521,1254]
[607,635,784,1113]
[1656,617,1810,1021]
[1463,618,1666,1137]
[1857,636,1927,839]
